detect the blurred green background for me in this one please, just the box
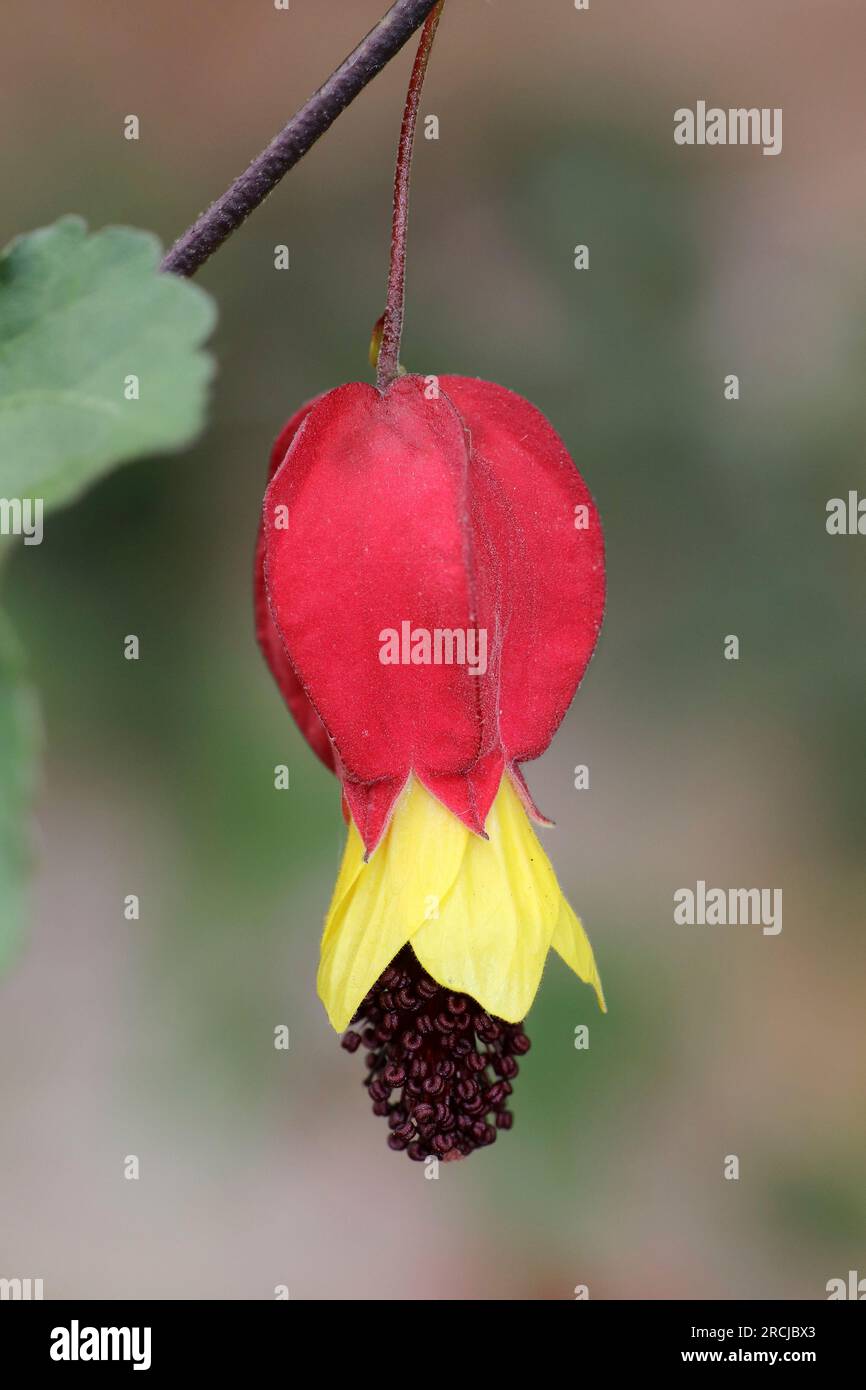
[1,0,864,1299]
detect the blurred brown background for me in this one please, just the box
[0,0,864,1299]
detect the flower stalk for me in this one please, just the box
[376,0,445,389]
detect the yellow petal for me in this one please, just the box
[411,775,600,1022]
[317,777,468,1031]
[551,896,607,1013]
[318,773,605,1032]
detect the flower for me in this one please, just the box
[256,372,606,1158]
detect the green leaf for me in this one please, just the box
[0,215,216,510]
[0,611,40,971]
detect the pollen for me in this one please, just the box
[341,945,530,1161]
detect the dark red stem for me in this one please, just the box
[375,1,444,389]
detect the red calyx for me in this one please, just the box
[255,374,605,854]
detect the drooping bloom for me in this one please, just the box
[256,372,606,1159]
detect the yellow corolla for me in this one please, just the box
[318,773,605,1032]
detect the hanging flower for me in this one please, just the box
[254,2,606,1161]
